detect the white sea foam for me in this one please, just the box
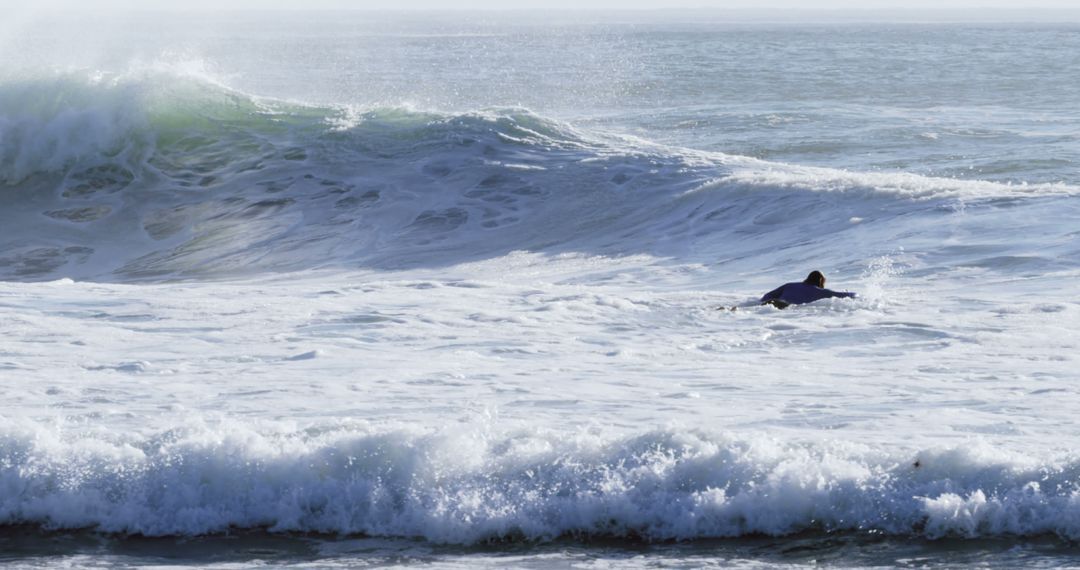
[3,418,1080,542]
[1,249,1078,542]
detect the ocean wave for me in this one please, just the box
[720,161,1076,200]
[1,69,1075,282]
[1,420,1077,542]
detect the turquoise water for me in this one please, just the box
[12,14,1080,186]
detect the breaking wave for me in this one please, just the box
[2,420,1079,542]
[0,69,1074,281]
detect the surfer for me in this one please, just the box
[760,270,856,309]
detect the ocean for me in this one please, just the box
[2,9,1080,568]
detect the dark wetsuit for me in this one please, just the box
[760,282,856,309]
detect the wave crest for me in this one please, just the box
[1,69,1074,282]
[2,421,1078,542]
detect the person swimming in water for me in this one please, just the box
[760,270,856,309]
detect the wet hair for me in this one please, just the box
[804,270,826,288]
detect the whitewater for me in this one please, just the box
[2,10,1080,568]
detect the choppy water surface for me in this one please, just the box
[1,10,1079,568]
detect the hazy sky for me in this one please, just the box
[17,0,1080,10]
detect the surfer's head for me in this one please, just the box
[804,270,826,288]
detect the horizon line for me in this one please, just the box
[28,7,1080,25]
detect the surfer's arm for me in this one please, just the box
[823,289,857,299]
[760,285,786,304]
